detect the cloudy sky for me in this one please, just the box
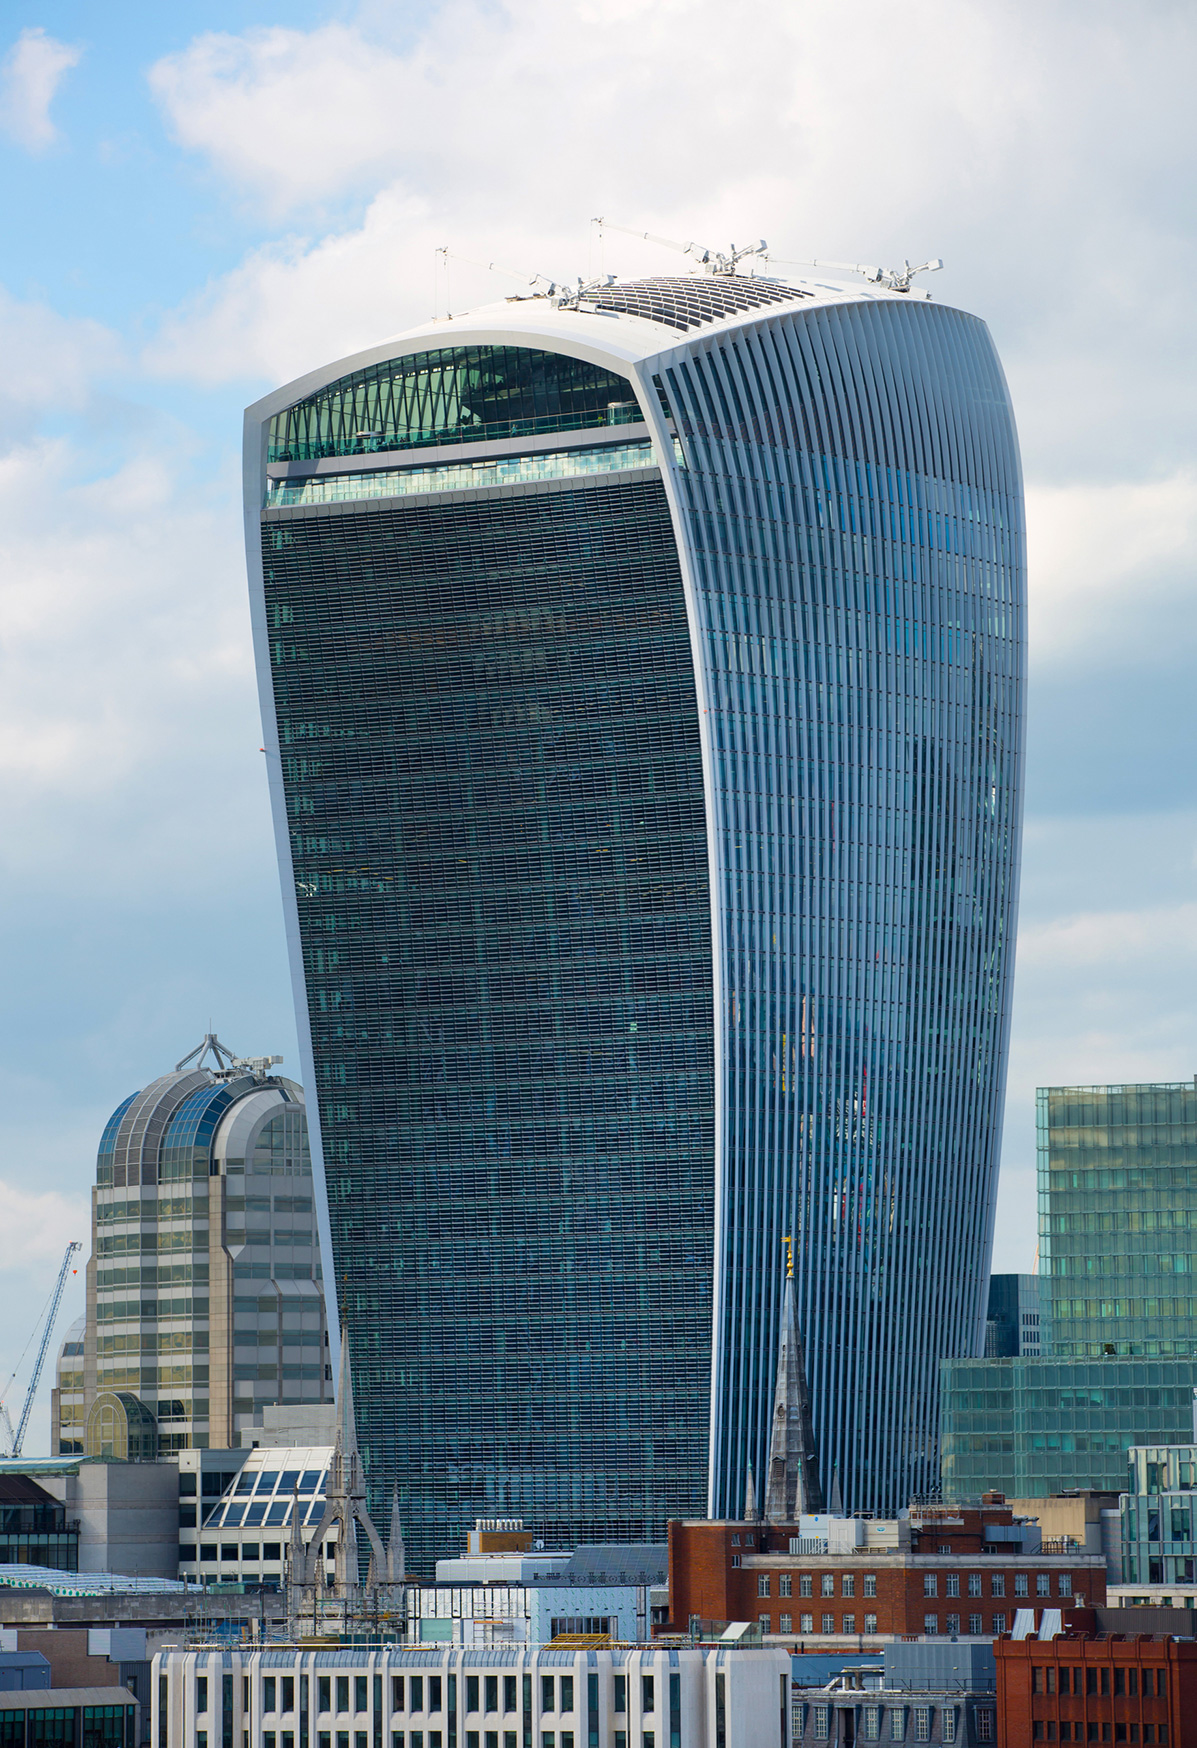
[1,0,1194,1452]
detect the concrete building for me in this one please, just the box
[995,1628,1195,1748]
[664,1501,1106,1645]
[53,1034,331,1460]
[409,1539,668,1644]
[792,1641,998,1746]
[154,1643,792,1748]
[247,256,1027,1563]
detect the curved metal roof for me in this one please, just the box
[583,274,810,332]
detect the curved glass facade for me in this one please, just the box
[249,281,1024,1562]
[268,345,641,462]
[658,298,1025,1516]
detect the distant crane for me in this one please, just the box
[0,1240,82,1458]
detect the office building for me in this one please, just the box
[0,1476,79,1570]
[52,1036,331,1459]
[792,1642,997,1747]
[410,1533,668,1644]
[1119,1441,1197,1593]
[0,1684,137,1748]
[984,1277,1046,1358]
[939,1357,1197,1498]
[664,1500,1104,1644]
[1039,1079,1197,1359]
[154,1643,792,1748]
[994,1630,1193,1748]
[246,261,1026,1562]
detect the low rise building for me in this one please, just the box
[411,1538,668,1644]
[664,1503,1106,1645]
[0,1682,137,1748]
[153,1644,792,1748]
[792,1641,997,1746]
[995,1629,1197,1746]
[0,1475,80,1570]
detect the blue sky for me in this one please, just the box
[1,0,1195,1451]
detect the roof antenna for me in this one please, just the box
[596,219,767,277]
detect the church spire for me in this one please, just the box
[744,1459,759,1523]
[763,1237,824,1522]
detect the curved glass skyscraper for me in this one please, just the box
[245,270,1025,1568]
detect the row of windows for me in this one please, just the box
[1029,1727,1166,1743]
[805,1703,974,1742]
[1032,1666,1165,1696]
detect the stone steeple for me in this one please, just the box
[763,1243,823,1522]
[300,1326,389,1597]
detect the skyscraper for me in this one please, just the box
[245,264,1025,1565]
[54,1036,331,1458]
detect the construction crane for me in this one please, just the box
[0,1240,82,1458]
[594,219,767,277]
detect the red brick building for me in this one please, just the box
[665,1502,1107,1643]
[996,1631,1197,1746]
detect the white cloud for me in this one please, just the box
[1026,471,1197,671]
[0,27,81,153]
[0,1177,88,1266]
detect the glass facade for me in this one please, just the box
[0,1475,79,1568]
[259,467,715,1565]
[1039,1081,1197,1357]
[939,1356,1197,1496]
[268,346,642,462]
[249,289,1025,1565]
[1122,1443,1197,1587]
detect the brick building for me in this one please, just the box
[665,1501,1107,1643]
[996,1630,1197,1746]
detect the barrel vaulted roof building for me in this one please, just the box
[244,263,1026,1570]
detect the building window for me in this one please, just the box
[890,1708,905,1741]
[924,1615,938,1635]
[1015,1575,1029,1597]
[843,1616,855,1634]
[731,1535,740,1546]
[943,1709,957,1744]
[821,1615,835,1634]
[759,1615,772,1633]
[864,1615,878,1635]
[946,1615,960,1637]
[1058,1575,1072,1596]
[758,1575,771,1597]
[924,1576,937,1597]
[968,1575,982,1598]
[801,1615,814,1634]
[800,1576,814,1598]
[991,1575,1005,1597]
[864,1575,877,1598]
[842,1575,855,1597]
[780,1614,792,1634]
[968,1615,983,1636]
[197,1679,208,1714]
[542,1678,554,1713]
[814,1708,830,1741]
[613,1678,625,1714]
[915,1710,930,1743]
[946,1575,960,1597]
[560,1678,573,1712]
[992,1614,1007,1635]
[780,1575,792,1598]
[975,1712,993,1743]
[731,1555,741,1568]
[1037,1575,1051,1597]
[863,1709,881,1742]
[821,1575,835,1597]
[642,1677,653,1714]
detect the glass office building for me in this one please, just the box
[245,269,1026,1565]
[1040,1081,1197,1358]
[940,1357,1197,1497]
[53,1042,330,1456]
[1121,1443,1197,1587]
